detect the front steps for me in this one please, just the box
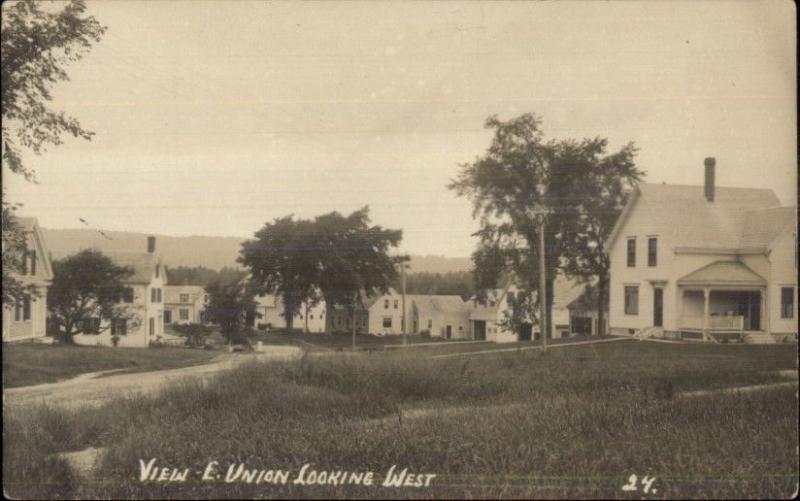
[743,332,777,344]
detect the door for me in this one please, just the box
[653,288,663,327]
[164,310,172,324]
[473,321,486,340]
[445,325,452,339]
[149,318,155,336]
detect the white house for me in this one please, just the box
[409,294,472,339]
[468,276,591,343]
[606,157,797,343]
[164,285,206,325]
[2,217,54,342]
[252,293,327,333]
[73,236,167,348]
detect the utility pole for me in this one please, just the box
[401,263,407,345]
[538,213,547,351]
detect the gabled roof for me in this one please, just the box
[677,260,766,286]
[164,285,205,303]
[9,216,54,280]
[105,251,162,285]
[607,183,783,252]
[739,206,797,249]
[411,295,469,314]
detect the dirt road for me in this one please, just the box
[3,345,301,410]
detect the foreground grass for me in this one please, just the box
[2,344,219,388]
[4,342,797,499]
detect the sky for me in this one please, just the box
[4,0,796,257]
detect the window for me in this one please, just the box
[179,309,189,321]
[123,288,134,303]
[384,299,389,309]
[111,319,127,335]
[83,318,100,334]
[394,300,399,309]
[151,288,157,303]
[30,250,36,275]
[428,319,432,329]
[624,286,639,315]
[647,237,657,267]
[781,287,795,318]
[21,246,28,274]
[164,310,172,324]
[627,238,636,267]
[157,288,162,303]
[310,314,314,320]
[383,317,392,328]
[180,294,190,303]
[22,296,31,321]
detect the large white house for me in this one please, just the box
[164,285,206,325]
[607,158,797,343]
[73,237,167,348]
[2,217,54,342]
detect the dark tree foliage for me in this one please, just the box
[449,114,642,336]
[47,249,135,343]
[393,271,475,300]
[166,266,246,287]
[2,0,105,305]
[203,280,256,344]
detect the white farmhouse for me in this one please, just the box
[2,217,54,342]
[606,158,797,343]
[252,293,327,333]
[73,237,167,348]
[164,285,206,325]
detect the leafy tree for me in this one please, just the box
[204,280,256,344]
[47,249,138,344]
[239,216,319,331]
[172,322,213,347]
[449,114,641,337]
[313,207,403,345]
[166,265,245,287]
[1,0,105,305]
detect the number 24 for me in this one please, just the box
[622,474,657,494]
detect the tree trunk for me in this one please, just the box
[304,302,309,333]
[285,307,294,331]
[597,273,607,336]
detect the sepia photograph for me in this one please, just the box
[2,0,797,499]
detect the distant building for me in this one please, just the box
[164,285,206,325]
[73,236,167,348]
[409,294,472,339]
[252,293,326,333]
[606,157,797,343]
[2,217,54,342]
[468,276,592,343]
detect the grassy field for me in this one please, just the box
[2,344,220,388]
[3,341,797,499]
[252,329,449,351]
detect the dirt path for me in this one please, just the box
[3,346,301,410]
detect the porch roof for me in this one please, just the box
[677,260,766,287]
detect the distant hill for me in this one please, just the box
[41,228,473,274]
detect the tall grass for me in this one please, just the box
[4,343,797,499]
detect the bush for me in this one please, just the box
[420,329,431,338]
[172,323,213,348]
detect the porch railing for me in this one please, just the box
[679,315,744,331]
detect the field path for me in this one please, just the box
[3,346,301,410]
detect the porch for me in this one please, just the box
[677,261,767,342]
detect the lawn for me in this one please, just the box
[3,341,797,499]
[251,329,449,351]
[2,343,220,388]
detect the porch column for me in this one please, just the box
[702,287,710,342]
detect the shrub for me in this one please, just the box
[172,323,213,348]
[419,329,431,338]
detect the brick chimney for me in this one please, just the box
[704,157,715,202]
[147,235,156,253]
